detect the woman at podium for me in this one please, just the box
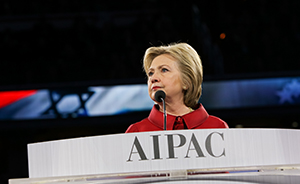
[126,43,228,133]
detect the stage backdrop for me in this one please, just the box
[0,76,299,121]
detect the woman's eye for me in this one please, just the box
[148,71,153,76]
[162,68,168,72]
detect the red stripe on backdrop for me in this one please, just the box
[0,90,37,109]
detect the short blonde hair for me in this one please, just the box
[143,43,203,108]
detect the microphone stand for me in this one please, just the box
[155,90,167,131]
[161,98,167,130]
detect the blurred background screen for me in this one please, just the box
[1,77,299,121]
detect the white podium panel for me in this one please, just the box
[27,129,300,178]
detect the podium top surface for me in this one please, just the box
[10,168,300,184]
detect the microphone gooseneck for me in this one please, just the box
[154,90,167,130]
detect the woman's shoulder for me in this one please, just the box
[125,118,153,133]
[206,115,229,128]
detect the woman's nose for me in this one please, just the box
[150,73,160,83]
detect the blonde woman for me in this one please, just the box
[126,43,228,133]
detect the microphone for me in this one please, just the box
[154,90,166,102]
[154,90,167,130]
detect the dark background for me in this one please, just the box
[1,0,300,182]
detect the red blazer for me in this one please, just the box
[126,104,228,133]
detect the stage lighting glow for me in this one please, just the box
[220,33,226,39]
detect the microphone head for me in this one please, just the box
[154,90,166,102]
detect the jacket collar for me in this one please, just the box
[148,104,209,130]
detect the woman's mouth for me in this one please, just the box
[152,86,161,90]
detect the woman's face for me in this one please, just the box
[147,54,184,103]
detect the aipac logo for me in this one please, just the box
[276,79,300,104]
[127,132,226,162]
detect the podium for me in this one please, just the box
[9,129,300,183]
